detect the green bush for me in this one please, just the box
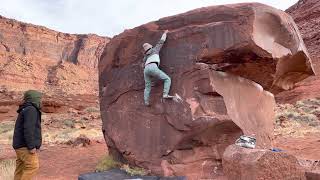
[121,164,149,176]
[95,155,120,172]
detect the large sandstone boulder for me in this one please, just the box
[99,3,314,178]
[222,145,306,180]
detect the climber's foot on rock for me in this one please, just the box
[163,95,174,99]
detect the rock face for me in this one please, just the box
[277,0,320,102]
[222,145,306,180]
[99,3,314,179]
[306,172,320,180]
[0,15,109,95]
[287,0,320,68]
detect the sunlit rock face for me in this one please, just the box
[277,0,320,103]
[99,3,314,179]
[222,145,306,180]
[0,15,109,94]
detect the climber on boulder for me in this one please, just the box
[142,30,174,106]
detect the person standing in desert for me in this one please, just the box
[12,90,42,180]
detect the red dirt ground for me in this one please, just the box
[1,134,319,179]
[274,133,320,174]
[1,141,107,180]
[274,133,320,161]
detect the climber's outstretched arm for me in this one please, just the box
[154,30,169,54]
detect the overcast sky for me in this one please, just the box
[0,0,297,37]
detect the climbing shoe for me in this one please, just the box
[163,95,174,99]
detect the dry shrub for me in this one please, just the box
[85,107,100,113]
[95,155,120,172]
[0,121,14,144]
[276,98,320,124]
[121,164,149,176]
[275,98,320,137]
[274,120,320,138]
[43,128,102,145]
[95,155,149,176]
[0,159,15,180]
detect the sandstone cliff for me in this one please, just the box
[277,0,320,102]
[287,0,320,67]
[0,15,109,95]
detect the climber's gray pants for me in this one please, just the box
[144,63,171,105]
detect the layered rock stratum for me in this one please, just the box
[0,15,109,95]
[277,0,320,102]
[0,16,109,115]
